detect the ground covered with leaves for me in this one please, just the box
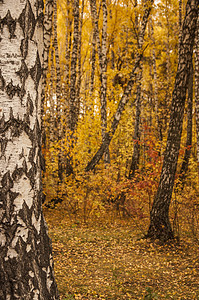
[44,208,199,300]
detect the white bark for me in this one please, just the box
[0,1,59,298]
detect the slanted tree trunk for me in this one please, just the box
[146,0,198,242]
[0,1,59,298]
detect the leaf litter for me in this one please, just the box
[44,209,199,299]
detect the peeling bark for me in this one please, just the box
[0,1,59,298]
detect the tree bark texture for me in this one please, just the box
[147,0,198,242]
[85,0,154,172]
[195,16,199,182]
[179,61,193,186]
[0,1,59,298]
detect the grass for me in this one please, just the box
[44,207,199,299]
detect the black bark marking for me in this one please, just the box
[1,171,13,192]
[30,52,42,88]
[20,38,29,59]
[26,93,34,116]
[0,137,8,158]
[16,60,29,82]
[18,0,36,39]
[0,114,5,130]
[12,167,24,182]
[0,69,5,91]
[28,163,37,188]
[5,80,22,99]
[1,10,16,39]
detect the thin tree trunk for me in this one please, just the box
[69,0,80,132]
[179,0,183,55]
[90,27,97,96]
[85,0,154,172]
[129,1,142,179]
[146,0,198,242]
[195,16,199,183]
[150,18,162,141]
[90,0,110,164]
[42,0,54,151]
[129,68,142,179]
[0,1,59,298]
[77,0,84,103]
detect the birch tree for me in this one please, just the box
[89,0,110,164]
[146,0,198,242]
[195,16,199,182]
[0,0,59,298]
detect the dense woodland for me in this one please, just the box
[43,0,199,242]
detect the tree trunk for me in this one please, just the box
[76,0,84,105]
[129,68,142,179]
[179,61,193,186]
[0,1,59,298]
[69,0,80,132]
[89,0,110,164]
[195,16,199,183]
[146,0,198,242]
[150,18,162,141]
[129,0,143,179]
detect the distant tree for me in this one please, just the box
[0,0,59,298]
[146,0,198,242]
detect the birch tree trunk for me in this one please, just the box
[146,0,198,242]
[129,68,142,179]
[150,18,162,141]
[195,16,199,182]
[179,61,193,186]
[90,0,110,164]
[69,0,80,132]
[0,1,59,298]
[129,2,142,179]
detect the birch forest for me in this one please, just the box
[42,0,199,297]
[43,0,199,237]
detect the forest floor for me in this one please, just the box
[44,208,199,300]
